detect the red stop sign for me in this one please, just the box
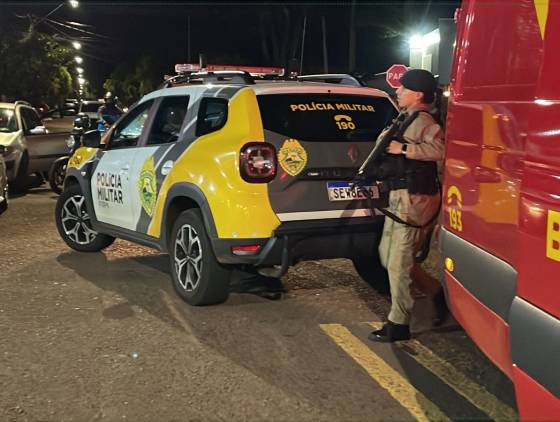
[386,64,408,89]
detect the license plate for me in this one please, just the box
[326,181,379,201]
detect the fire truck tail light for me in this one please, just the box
[231,245,261,256]
[239,142,277,183]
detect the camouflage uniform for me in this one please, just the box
[378,103,445,325]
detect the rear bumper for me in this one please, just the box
[212,216,384,269]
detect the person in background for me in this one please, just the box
[97,92,123,129]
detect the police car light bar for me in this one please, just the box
[175,63,285,77]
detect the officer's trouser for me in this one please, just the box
[378,189,438,325]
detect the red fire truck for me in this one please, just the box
[441,0,560,419]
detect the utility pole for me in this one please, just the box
[348,0,356,72]
[321,15,329,73]
[299,15,307,76]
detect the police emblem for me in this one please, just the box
[277,138,308,176]
[138,156,158,217]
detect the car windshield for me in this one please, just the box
[0,108,18,133]
[80,102,101,113]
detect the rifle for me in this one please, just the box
[353,110,419,183]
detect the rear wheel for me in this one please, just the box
[55,184,115,252]
[169,209,230,306]
[49,158,68,195]
[352,254,390,295]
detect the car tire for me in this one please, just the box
[352,254,390,295]
[55,184,115,252]
[10,152,29,193]
[48,158,68,195]
[169,209,230,306]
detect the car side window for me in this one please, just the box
[21,108,41,131]
[196,97,228,136]
[147,96,189,145]
[108,100,153,149]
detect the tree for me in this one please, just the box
[0,22,75,105]
[103,54,159,107]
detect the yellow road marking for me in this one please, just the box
[368,322,518,421]
[320,323,450,422]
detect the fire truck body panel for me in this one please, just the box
[443,0,560,418]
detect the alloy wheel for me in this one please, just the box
[60,195,97,245]
[174,223,203,292]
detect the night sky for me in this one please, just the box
[1,0,459,95]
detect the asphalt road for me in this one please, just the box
[0,186,518,421]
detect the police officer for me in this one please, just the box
[368,69,445,343]
[97,92,123,128]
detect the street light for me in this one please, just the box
[78,77,85,85]
[72,41,81,50]
[75,56,83,64]
[76,67,84,74]
[35,1,79,25]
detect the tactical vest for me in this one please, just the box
[376,110,440,195]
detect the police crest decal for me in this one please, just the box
[278,138,308,176]
[138,156,158,217]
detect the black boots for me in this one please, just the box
[368,321,411,343]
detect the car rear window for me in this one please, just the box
[257,94,397,142]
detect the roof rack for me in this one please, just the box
[297,74,365,87]
[161,70,255,88]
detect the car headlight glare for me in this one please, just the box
[66,136,76,149]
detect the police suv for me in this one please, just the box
[55,70,398,305]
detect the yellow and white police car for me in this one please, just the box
[55,71,398,305]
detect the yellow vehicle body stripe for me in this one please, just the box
[148,88,279,240]
[534,0,550,39]
[67,147,98,170]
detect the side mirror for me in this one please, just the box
[81,129,101,148]
[28,126,48,135]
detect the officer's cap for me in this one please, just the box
[399,69,437,95]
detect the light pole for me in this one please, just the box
[35,1,79,26]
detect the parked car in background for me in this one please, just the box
[32,102,51,118]
[0,101,71,191]
[62,98,79,116]
[74,100,103,131]
[0,145,8,215]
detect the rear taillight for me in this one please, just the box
[239,142,277,183]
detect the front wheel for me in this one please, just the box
[55,184,115,252]
[169,209,230,306]
[49,158,68,195]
